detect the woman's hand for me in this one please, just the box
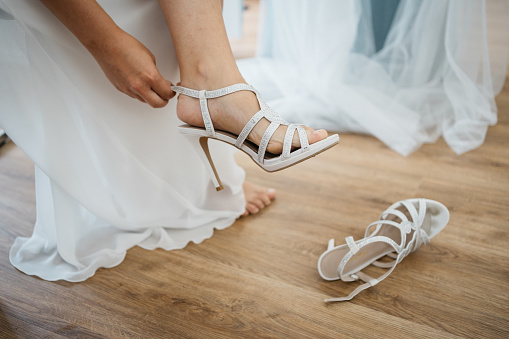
[88,30,175,108]
[40,0,175,108]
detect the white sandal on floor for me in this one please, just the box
[171,83,340,191]
[317,198,449,302]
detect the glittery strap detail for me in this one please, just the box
[401,199,426,231]
[281,124,297,160]
[325,273,381,302]
[171,83,256,99]
[171,86,201,98]
[235,110,265,148]
[345,236,360,254]
[257,122,280,164]
[265,107,289,125]
[199,90,215,137]
[204,83,256,98]
[296,125,309,151]
[337,235,402,282]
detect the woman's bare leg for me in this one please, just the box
[158,0,328,154]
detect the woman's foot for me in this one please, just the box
[241,181,277,216]
[159,0,328,156]
[176,80,329,155]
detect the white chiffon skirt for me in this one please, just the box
[0,0,245,282]
[238,0,509,156]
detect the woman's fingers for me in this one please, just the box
[133,86,168,108]
[124,90,146,103]
[133,72,175,108]
[133,94,145,103]
[129,74,174,108]
[151,76,175,101]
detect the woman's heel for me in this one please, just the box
[182,133,224,191]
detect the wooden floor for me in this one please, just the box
[2,3,509,339]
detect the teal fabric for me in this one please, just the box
[371,0,400,52]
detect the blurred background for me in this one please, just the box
[225,0,509,156]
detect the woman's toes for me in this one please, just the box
[261,196,271,206]
[288,127,328,150]
[246,203,260,214]
[307,129,328,144]
[242,182,276,217]
[266,188,276,200]
[253,199,265,209]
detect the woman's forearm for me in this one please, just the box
[39,0,121,53]
[39,0,174,108]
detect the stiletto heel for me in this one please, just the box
[172,83,339,180]
[182,133,224,191]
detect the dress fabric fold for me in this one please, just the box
[0,0,245,282]
[237,0,509,156]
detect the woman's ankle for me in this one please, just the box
[179,61,245,90]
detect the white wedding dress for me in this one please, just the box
[0,0,245,282]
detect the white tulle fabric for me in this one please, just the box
[237,0,509,156]
[0,0,245,281]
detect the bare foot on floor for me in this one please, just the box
[176,81,329,155]
[241,181,277,217]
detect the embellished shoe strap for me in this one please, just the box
[235,110,265,148]
[370,199,428,266]
[281,125,309,160]
[258,121,280,163]
[198,90,215,137]
[325,268,386,303]
[282,124,298,159]
[296,125,310,151]
[171,83,256,99]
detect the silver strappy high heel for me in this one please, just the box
[172,83,340,191]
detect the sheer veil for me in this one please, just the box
[237,0,509,155]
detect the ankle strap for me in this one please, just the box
[171,83,256,99]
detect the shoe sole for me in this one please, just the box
[178,124,340,173]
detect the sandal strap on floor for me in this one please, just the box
[338,235,402,282]
[326,199,433,302]
[325,261,395,302]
